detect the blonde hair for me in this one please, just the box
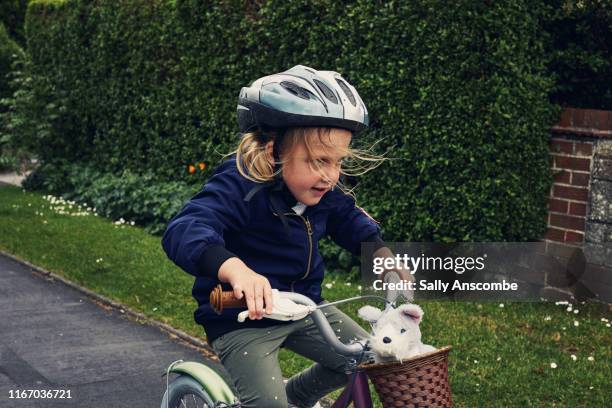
[229,127,385,193]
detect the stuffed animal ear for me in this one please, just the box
[358,305,383,323]
[398,304,423,324]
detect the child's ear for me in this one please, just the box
[358,305,383,323]
[265,140,274,165]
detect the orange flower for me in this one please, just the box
[198,162,206,171]
[188,164,196,174]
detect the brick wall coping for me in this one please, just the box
[551,108,612,138]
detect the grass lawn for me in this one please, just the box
[0,184,610,407]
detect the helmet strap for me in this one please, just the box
[267,129,285,180]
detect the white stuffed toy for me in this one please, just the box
[358,303,436,363]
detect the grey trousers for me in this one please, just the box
[211,305,369,408]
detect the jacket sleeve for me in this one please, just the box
[161,165,251,278]
[325,190,381,256]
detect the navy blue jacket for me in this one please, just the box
[161,157,380,342]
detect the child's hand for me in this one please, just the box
[374,246,415,302]
[217,257,274,320]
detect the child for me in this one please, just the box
[162,65,406,408]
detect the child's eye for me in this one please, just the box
[311,158,343,168]
[400,329,406,334]
[311,158,329,166]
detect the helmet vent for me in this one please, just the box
[335,79,356,106]
[314,79,338,104]
[280,81,310,100]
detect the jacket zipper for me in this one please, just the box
[273,212,313,292]
[292,215,313,292]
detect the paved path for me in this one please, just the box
[0,254,231,408]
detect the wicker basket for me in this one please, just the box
[360,346,452,408]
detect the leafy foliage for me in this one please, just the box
[0,23,29,171]
[23,161,196,235]
[17,0,570,242]
[542,0,611,109]
[0,22,23,102]
[0,0,28,47]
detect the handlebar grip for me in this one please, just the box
[210,284,247,315]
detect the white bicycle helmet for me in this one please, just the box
[237,65,369,133]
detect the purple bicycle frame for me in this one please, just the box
[331,371,373,408]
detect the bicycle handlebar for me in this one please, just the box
[209,285,385,357]
[209,285,247,313]
[280,292,367,357]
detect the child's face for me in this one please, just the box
[281,128,351,206]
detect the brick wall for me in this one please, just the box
[547,138,592,242]
[544,108,612,302]
[546,108,612,245]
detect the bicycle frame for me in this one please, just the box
[164,361,374,408]
[331,371,373,408]
[162,292,395,408]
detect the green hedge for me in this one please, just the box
[18,0,560,242]
[0,22,27,171]
[0,22,23,105]
[0,0,28,48]
[543,0,611,109]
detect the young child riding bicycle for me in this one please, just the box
[162,65,409,408]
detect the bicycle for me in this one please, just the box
[160,288,395,408]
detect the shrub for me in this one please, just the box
[0,0,28,48]
[20,0,559,242]
[24,162,196,235]
[0,22,29,171]
[542,0,611,109]
[0,22,23,104]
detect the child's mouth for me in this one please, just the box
[311,187,327,195]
